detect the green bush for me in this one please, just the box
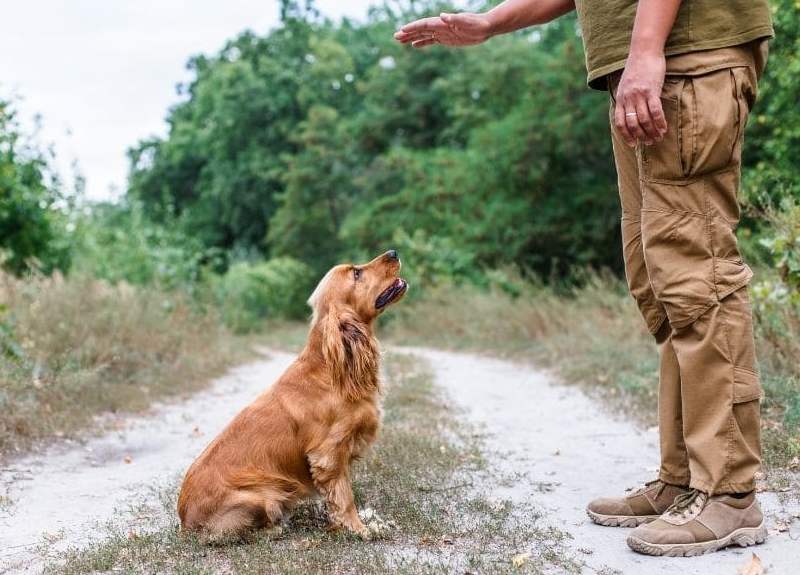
[0,100,72,275]
[761,201,800,300]
[215,257,315,333]
[72,202,218,291]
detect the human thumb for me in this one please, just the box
[440,12,454,25]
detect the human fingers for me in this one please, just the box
[633,95,659,144]
[623,96,648,144]
[411,37,438,49]
[647,94,668,139]
[395,17,447,38]
[614,97,636,147]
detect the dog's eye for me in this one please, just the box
[353,268,362,281]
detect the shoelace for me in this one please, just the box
[630,479,667,499]
[665,489,706,520]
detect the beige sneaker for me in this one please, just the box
[627,490,768,557]
[586,480,690,527]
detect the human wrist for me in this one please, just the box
[629,33,666,58]
[483,8,506,37]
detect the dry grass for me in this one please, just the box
[386,273,800,471]
[44,353,581,575]
[0,273,247,457]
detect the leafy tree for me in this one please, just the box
[0,101,70,274]
[743,0,800,205]
[268,105,354,272]
[123,0,795,284]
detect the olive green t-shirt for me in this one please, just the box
[574,0,774,89]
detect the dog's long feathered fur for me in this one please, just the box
[177,251,405,541]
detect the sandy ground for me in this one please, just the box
[403,348,800,575]
[1,347,798,574]
[0,350,297,574]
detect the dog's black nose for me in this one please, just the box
[386,249,399,260]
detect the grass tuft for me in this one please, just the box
[0,273,246,456]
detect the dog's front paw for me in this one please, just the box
[358,507,391,540]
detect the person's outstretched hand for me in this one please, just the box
[394,12,494,48]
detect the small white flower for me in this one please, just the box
[378,56,396,70]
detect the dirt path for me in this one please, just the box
[0,350,297,574]
[403,347,799,575]
[1,347,797,574]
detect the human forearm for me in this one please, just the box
[613,0,682,146]
[486,0,576,36]
[394,0,574,48]
[628,0,682,56]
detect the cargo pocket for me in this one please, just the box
[733,368,762,404]
[711,201,753,300]
[723,287,762,403]
[641,200,716,329]
[641,78,690,182]
[686,67,756,178]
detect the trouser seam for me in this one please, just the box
[720,292,736,492]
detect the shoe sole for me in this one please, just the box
[626,522,768,557]
[586,509,659,528]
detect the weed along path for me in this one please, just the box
[1,347,798,574]
[402,348,800,575]
[0,350,297,574]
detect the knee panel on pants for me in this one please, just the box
[640,174,753,330]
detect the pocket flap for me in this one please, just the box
[733,367,762,403]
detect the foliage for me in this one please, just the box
[742,0,800,206]
[124,3,619,279]
[70,201,219,290]
[0,272,241,454]
[0,100,71,275]
[757,200,800,302]
[213,257,315,333]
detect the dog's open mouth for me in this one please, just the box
[375,278,408,309]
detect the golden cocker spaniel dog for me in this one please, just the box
[177,250,407,541]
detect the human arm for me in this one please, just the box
[613,0,682,146]
[393,0,575,49]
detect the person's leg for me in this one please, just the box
[636,66,762,494]
[609,104,692,487]
[627,63,765,555]
[585,94,691,527]
[657,333,691,485]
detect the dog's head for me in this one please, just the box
[307,250,408,400]
[308,250,408,326]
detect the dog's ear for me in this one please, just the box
[321,306,379,401]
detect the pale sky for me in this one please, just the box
[0,1,373,200]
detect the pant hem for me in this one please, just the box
[659,470,690,487]
[688,478,756,496]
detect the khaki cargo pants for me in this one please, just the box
[608,42,768,495]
